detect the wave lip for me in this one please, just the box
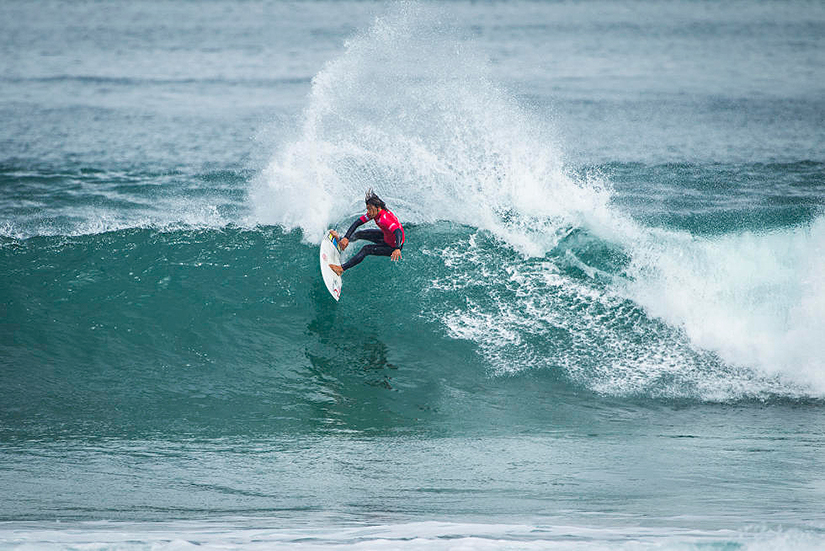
[622,218,825,396]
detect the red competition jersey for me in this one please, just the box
[360,209,405,247]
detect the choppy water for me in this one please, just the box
[2,1,824,549]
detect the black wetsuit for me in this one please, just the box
[341,212,404,271]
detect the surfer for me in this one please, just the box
[329,189,405,276]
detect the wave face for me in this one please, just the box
[3,216,823,439]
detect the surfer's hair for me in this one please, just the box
[365,188,386,209]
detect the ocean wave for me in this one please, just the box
[3,5,822,426]
[2,221,822,438]
[247,4,824,400]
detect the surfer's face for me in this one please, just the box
[366,204,380,219]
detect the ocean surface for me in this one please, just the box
[2,1,825,549]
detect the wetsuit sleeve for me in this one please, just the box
[393,228,403,249]
[344,215,368,240]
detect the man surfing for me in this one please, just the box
[329,189,405,276]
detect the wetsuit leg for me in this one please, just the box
[341,243,396,271]
[351,229,385,244]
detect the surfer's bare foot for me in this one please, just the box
[329,264,343,277]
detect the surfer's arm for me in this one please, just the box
[391,228,403,261]
[344,215,368,240]
[338,216,368,250]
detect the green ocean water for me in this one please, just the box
[2,1,825,548]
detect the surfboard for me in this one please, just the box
[319,230,343,301]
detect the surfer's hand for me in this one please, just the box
[391,249,401,261]
[339,237,349,250]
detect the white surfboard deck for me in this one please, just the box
[319,230,343,301]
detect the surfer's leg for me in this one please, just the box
[341,243,394,271]
[351,229,384,244]
[330,231,385,276]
